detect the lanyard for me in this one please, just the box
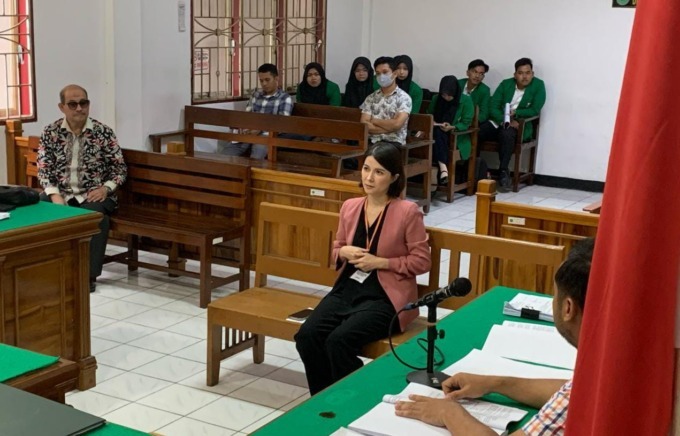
[363,198,389,251]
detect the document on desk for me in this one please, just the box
[443,349,573,380]
[0,212,9,221]
[503,294,554,323]
[348,382,526,436]
[482,324,577,370]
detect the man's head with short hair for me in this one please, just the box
[552,237,594,347]
[257,63,280,96]
[466,59,489,87]
[373,56,396,73]
[513,57,534,89]
[373,57,397,90]
[58,84,90,130]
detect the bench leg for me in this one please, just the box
[207,322,222,386]
[512,149,521,193]
[253,334,265,364]
[127,235,139,272]
[167,242,186,278]
[199,242,213,308]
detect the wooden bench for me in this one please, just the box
[206,202,566,385]
[108,150,252,308]
[4,120,41,189]
[475,179,598,293]
[151,105,369,178]
[479,115,541,192]
[420,100,480,202]
[293,103,434,213]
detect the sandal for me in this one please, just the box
[438,170,449,186]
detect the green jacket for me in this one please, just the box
[490,77,546,141]
[428,93,474,160]
[296,80,342,106]
[458,78,491,123]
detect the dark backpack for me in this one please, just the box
[0,185,40,210]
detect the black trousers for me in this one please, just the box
[432,128,449,165]
[40,194,116,280]
[478,121,517,173]
[294,294,396,395]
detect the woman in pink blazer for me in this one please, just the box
[295,143,431,395]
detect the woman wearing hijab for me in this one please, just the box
[427,75,474,186]
[394,55,423,113]
[296,62,341,106]
[342,57,375,108]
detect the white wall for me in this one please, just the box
[325,0,368,87]
[367,0,634,182]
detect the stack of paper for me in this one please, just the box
[443,348,573,380]
[0,212,9,221]
[482,324,577,370]
[502,294,554,322]
[348,383,526,436]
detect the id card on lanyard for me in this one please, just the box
[350,199,389,283]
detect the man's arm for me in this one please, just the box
[37,128,65,204]
[478,86,491,123]
[515,79,546,119]
[489,81,507,125]
[395,396,498,436]
[360,112,390,134]
[370,112,409,133]
[445,373,566,410]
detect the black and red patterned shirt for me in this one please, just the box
[38,117,127,203]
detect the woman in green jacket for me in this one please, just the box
[296,62,341,106]
[394,55,423,113]
[427,75,474,185]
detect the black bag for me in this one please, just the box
[454,157,489,191]
[0,185,40,208]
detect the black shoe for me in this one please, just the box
[89,279,96,293]
[498,171,511,193]
[438,171,449,186]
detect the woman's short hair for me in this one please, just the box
[360,142,405,198]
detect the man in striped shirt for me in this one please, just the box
[395,239,594,435]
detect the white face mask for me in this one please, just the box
[377,72,394,88]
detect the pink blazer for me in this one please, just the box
[332,197,431,331]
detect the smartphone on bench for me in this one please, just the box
[286,308,314,323]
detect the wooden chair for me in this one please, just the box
[479,115,541,192]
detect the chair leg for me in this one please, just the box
[199,242,213,308]
[207,322,222,386]
[446,160,455,203]
[239,233,250,291]
[512,148,521,193]
[127,235,139,272]
[167,242,186,277]
[528,146,537,185]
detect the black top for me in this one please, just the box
[330,204,394,313]
[342,56,374,108]
[298,62,330,105]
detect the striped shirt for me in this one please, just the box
[522,380,572,436]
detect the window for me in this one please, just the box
[191,0,326,103]
[0,0,35,123]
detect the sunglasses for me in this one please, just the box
[65,99,90,110]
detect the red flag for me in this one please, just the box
[566,2,680,435]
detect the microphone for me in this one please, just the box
[404,277,472,310]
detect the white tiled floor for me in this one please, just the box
[65,185,601,435]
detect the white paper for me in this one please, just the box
[482,325,577,370]
[502,321,556,334]
[0,212,9,221]
[503,294,554,323]
[349,383,526,436]
[443,349,573,380]
[330,428,365,436]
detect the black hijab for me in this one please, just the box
[298,62,329,105]
[342,56,374,108]
[433,75,461,124]
[394,55,414,93]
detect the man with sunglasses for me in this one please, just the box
[37,84,127,293]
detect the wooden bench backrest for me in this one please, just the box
[254,202,566,309]
[183,105,369,156]
[255,202,339,287]
[428,228,566,309]
[5,120,41,188]
[121,149,250,216]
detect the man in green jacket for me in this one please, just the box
[458,59,491,124]
[479,58,546,191]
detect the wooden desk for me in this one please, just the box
[0,202,101,390]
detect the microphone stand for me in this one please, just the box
[406,301,448,389]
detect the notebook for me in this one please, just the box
[0,383,106,436]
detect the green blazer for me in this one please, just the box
[490,77,546,141]
[458,79,491,123]
[296,80,342,106]
[428,93,474,160]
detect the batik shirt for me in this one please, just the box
[360,86,412,144]
[38,117,127,203]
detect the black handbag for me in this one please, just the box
[0,185,40,209]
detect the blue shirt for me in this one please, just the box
[245,89,294,116]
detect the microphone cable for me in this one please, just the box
[387,308,445,371]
